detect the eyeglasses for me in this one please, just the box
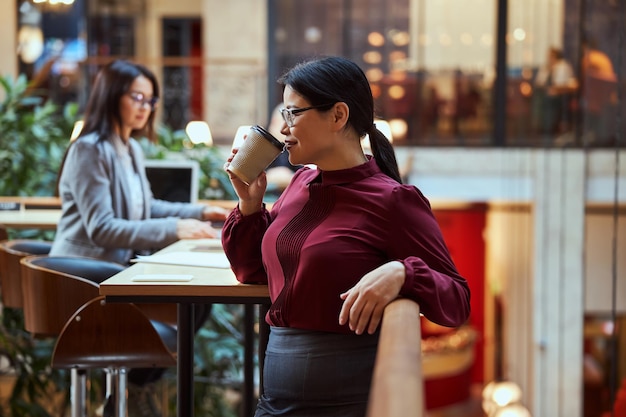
[279,103,334,127]
[127,92,159,110]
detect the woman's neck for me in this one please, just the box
[114,125,131,143]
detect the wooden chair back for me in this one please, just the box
[52,295,176,369]
[0,240,52,309]
[20,255,103,337]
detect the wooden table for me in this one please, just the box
[99,239,270,417]
[0,209,62,230]
[0,197,238,231]
[0,197,62,231]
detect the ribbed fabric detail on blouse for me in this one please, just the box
[269,182,335,326]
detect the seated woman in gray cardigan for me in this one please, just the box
[50,59,227,417]
[51,60,226,266]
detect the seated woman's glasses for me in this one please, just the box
[127,92,159,110]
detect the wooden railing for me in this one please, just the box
[367,299,425,417]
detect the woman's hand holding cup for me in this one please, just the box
[225,125,284,215]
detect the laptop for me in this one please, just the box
[144,159,199,203]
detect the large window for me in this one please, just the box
[269,0,496,146]
[16,0,625,148]
[269,0,624,148]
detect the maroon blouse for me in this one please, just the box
[222,158,470,334]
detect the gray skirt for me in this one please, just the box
[255,326,379,417]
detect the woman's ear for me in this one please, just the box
[330,102,350,130]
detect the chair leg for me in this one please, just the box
[70,368,88,417]
[114,367,128,417]
[102,368,116,417]
[105,368,113,399]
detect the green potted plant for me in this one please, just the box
[0,308,69,417]
[0,73,77,416]
[0,74,77,199]
[0,73,78,243]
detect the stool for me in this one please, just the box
[20,255,177,417]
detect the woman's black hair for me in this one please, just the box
[277,56,402,183]
[81,59,160,143]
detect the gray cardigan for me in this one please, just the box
[50,132,204,265]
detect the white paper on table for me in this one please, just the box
[188,239,223,251]
[131,274,194,282]
[133,251,231,268]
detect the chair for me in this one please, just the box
[20,255,177,417]
[0,239,53,309]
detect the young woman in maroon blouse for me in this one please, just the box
[222,56,471,417]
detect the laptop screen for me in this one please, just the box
[144,159,199,203]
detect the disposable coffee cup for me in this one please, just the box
[226,125,284,185]
[231,125,252,150]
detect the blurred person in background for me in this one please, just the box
[579,37,618,145]
[533,47,578,135]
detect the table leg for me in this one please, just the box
[258,303,270,393]
[178,303,195,417]
[243,304,255,417]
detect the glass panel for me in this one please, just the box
[578,0,624,148]
[583,315,624,417]
[270,0,497,146]
[162,18,203,130]
[409,0,496,146]
[508,0,625,148]
[17,0,87,105]
[270,0,345,104]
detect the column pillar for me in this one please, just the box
[531,149,585,417]
[0,0,17,82]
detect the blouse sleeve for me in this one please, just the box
[387,185,471,328]
[221,205,272,284]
